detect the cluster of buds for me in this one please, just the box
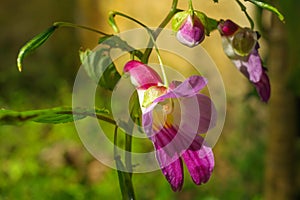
[172,9,270,102]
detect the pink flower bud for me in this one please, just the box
[176,15,205,47]
[218,19,239,36]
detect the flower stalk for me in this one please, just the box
[114,126,136,200]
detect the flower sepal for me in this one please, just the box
[194,11,218,36]
[172,10,190,32]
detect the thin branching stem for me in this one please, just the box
[236,0,255,29]
[53,22,112,36]
[142,0,180,63]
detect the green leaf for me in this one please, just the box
[108,11,120,33]
[172,11,190,31]
[98,35,113,44]
[17,26,57,72]
[246,0,285,22]
[80,48,121,91]
[0,107,111,125]
[194,11,218,35]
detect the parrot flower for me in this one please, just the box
[124,60,216,191]
[218,19,270,102]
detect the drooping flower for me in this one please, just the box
[124,60,216,191]
[218,19,270,102]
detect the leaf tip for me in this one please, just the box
[17,55,23,72]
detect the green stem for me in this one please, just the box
[62,110,116,125]
[125,128,133,175]
[141,0,179,63]
[236,0,254,29]
[53,22,112,36]
[109,11,152,33]
[109,9,171,85]
[114,126,135,200]
[188,0,194,11]
[148,33,169,86]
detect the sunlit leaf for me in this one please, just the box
[17,26,57,71]
[246,0,285,22]
[0,107,111,125]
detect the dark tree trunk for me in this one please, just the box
[264,1,299,200]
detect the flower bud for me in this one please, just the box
[218,19,239,36]
[174,14,205,47]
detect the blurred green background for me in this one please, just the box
[0,0,299,199]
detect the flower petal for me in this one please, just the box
[159,156,184,192]
[181,136,214,185]
[142,103,156,137]
[253,70,270,102]
[246,49,263,83]
[154,75,207,103]
[153,131,184,191]
[179,94,217,134]
[232,49,262,83]
[123,60,163,89]
[143,93,216,140]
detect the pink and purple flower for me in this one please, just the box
[124,60,216,191]
[218,19,270,102]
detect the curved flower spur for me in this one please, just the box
[124,60,217,191]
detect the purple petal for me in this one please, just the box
[143,93,216,142]
[142,104,155,137]
[153,125,194,158]
[179,94,217,134]
[160,157,184,192]
[123,60,163,89]
[154,75,207,103]
[182,136,214,185]
[253,70,270,102]
[232,49,262,83]
[154,132,184,191]
[246,49,263,83]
